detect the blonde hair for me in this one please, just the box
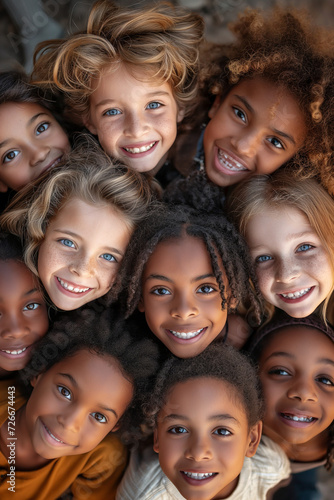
[32,0,204,124]
[0,135,159,276]
[228,169,334,324]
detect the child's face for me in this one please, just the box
[38,197,132,310]
[26,349,133,459]
[0,102,70,192]
[85,64,184,174]
[203,77,306,188]
[259,326,334,448]
[245,206,333,318]
[0,260,48,374]
[139,235,228,358]
[154,377,261,500]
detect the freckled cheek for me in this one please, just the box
[255,268,274,297]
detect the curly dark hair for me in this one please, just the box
[0,232,23,261]
[20,303,159,442]
[196,8,334,194]
[116,203,262,325]
[145,343,264,431]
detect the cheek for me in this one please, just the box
[255,268,273,296]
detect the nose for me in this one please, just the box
[275,259,300,283]
[69,253,95,278]
[170,292,199,320]
[1,313,29,340]
[57,405,84,433]
[184,433,213,461]
[231,129,261,158]
[287,377,318,403]
[29,142,50,166]
[123,112,149,138]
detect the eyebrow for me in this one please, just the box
[0,113,49,149]
[95,91,171,108]
[53,229,124,257]
[145,273,215,284]
[59,373,118,418]
[234,94,296,145]
[163,413,240,425]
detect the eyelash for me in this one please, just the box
[23,303,40,311]
[100,253,117,263]
[213,428,232,436]
[197,284,216,294]
[58,385,71,400]
[3,150,20,164]
[297,243,314,253]
[36,122,50,135]
[91,412,107,423]
[104,109,121,116]
[168,426,187,434]
[146,102,162,110]
[59,238,75,248]
[152,287,171,296]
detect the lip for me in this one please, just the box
[41,420,74,447]
[41,156,63,175]
[278,410,318,429]
[278,286,314,303]
[180,470,218,486]
[0,345,32,359]
[121,140,158,158]
[213,147,249,177]
[55,276,92,298]
[165,327,207,344]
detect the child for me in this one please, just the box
[118,204,262,355]
[0,232,48,379]
[0,139,158,311]
[228,170,334,324]
[170,7,334,202]
[31,1,204,184]
[116,343,291,499]
[0,307,158,499]
[248,312,334,472]
[0,71,71,200]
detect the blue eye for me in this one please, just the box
[60,238,75,248]
[297,244,313,252]
[57,385,71,400]
[169,426,187,434]
[3,150,20,163]
[36,122,50,134]
[197,285,215,294]
[268,136,284,149]
[256,255,272,263]
[147,102,161,110]
[104,109,121,116]
[152,288,171,296]
[213,428,231,436]
[233,107,246,122]
[23,303,40,311]
[91,412,107,423]
[101,253,116,262]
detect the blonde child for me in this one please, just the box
[0,140,158,311]
[31,0,204,185]
[228,170,334,325]
[117,204,262,355]
[0,308,158,499]
[116,343,291,499]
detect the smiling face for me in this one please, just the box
[245,206,333,318]
[86,64,183,174]
[139,235,228,358]
[154,377,261,500]
[258,326,334,457]
[38,198,132,310]
[0,102,70,192]
[25,349,133,460]
[203,77,307,188]
[0,260,48,375]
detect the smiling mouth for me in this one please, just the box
[217,149,248,171]
[280,412,317,423]
[123,142,156,154]
[1,347,27,355]
[279,287,312,300]
[57,277,90,294]
[168,328,206,340]
[42,422,68,445]
[182,471,217,480]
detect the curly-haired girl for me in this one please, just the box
[0,138,158,311]
[179,7,334,195]
[117,203,262,355]
[31,0,204,184]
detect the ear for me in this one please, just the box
[153,428,159,453]
[177,106,185,123]
[111,422,120,432]
[138,297,145,313]
[30,373,41,388]
[245,420,262,458]
[0,179,8,192]
[83,115,98,136]
[208,95,222,119]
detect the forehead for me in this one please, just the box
[0,259,37,293]
[0,101,50,122]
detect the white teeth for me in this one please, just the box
[45,425,64,443]
[283,414,314,423]
[57,278,89,293]
[124,142,155,154]
[2,347,27,355]
[218,150,247,171]
[183,472,215,479]
[281,287,311,299]
[169,328,204,340]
